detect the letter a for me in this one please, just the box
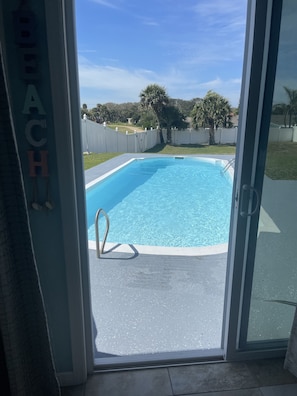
[22,84,46,115]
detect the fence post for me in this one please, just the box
[134,131,137,153]
[293,126,297,142]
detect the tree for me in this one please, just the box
[191,90,232,145]
[160,105,188,142]
[283,87,297,127]
[272,87,297,127]
[139,84,169,143]
[168,98,200,117]
[81,103,91,119]
[94,104,110,123]
[138,109,158,130]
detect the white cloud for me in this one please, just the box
[78,56,155,105]
[79,57,153,88]
[141,19,159,27]
[78,50,97,53]
[90,0,120,9]
[194,77,242,105]
[193,0,245,19]
[78,56,241,107]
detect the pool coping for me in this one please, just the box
[88,240,229,256]
[85,153,234,257]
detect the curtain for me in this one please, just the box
[0,52,60,394]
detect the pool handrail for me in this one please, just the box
[221,157,235,174]
[95,208,110,258]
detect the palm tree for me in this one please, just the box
[283,86,297,127]
[161,105,187,142]
[191,90,232,145]
[140,84,169,143]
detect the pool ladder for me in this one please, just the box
[221,158,235,174]
[95,208,110,258]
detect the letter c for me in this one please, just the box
[25,119,47,147]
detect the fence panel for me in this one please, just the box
[81,120,295,153]
[81,120,159,153]
[268,127,293,142]
[214,128,237,144]
[171,129,209,145]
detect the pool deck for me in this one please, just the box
[85,153,233,363]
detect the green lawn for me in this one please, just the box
[145,143,236,155]
[83,142,297,180]
[83,144,236,170]
[266,142,297,180]
[107,123,144,133]
[83,152,121,170]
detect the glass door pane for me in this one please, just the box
[244,0,297,346]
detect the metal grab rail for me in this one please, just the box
[95,208,110,258]
[221,157,235,174]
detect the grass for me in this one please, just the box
[145,143,236,155]
[83,152,121,170]
[83,144,236,170]
[108,123,144,133]
[83,142,297,180]
[266,142,297,180]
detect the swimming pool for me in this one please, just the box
[86,157,233,250]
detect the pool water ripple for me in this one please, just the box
[86,157,233,248]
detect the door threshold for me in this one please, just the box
[94,348,224,372]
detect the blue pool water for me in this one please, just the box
[86,157,233,247]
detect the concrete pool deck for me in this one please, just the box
[85,154,232,361]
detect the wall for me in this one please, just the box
[0,0,90,386]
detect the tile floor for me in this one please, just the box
[61,358,297,395]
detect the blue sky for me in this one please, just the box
[75,0,248,108]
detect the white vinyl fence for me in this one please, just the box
[268,126,297,142]
[171,128,238,145]
[81,119,160,153]
[81,120,297,153]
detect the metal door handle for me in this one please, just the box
[240,184,260,217]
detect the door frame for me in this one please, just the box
[223,0,284,361]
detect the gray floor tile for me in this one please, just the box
[168,362,259,394]
[60,384,85,396]
[246,358,297,387]
[84,368,173,396]
[260,383,297,396]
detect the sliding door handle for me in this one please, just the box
[240,184,260,217]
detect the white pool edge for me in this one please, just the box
[88,240,229,256]
[85,158,136,189]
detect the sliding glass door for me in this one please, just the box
[242,0,297,349]
[226,0,297,357]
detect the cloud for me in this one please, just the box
[184,0,247,63]
[78,56,241,107]
[193,0,245,20]
[90,0,120,9]
[154,1,246,69]
[78,50,97,53]
[141,19,159,27]
[78,56,155,105]
[78,56,154,88]
[194,77,242,105]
